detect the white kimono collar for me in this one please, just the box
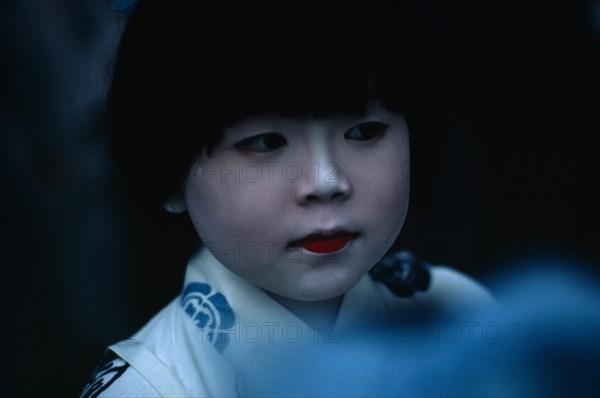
[181,247,388,353]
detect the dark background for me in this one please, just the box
[1,1,598,396]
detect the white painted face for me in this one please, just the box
[176,101,410,301]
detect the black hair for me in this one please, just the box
[108,0,441,311]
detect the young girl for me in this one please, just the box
[81,1,494,396]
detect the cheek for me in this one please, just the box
[372,169,408,218]
[383,147,410,211]
[357,142,409,201]
[351,143,410,234]
[184,168,289,245]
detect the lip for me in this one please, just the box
[289,229,359,254]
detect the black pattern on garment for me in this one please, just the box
[80,351,129,398]
[370,251,431,297]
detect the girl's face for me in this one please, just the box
[181,101,410,301]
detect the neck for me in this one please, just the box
[266,292,343,332]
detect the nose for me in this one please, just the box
[295,160,353,205]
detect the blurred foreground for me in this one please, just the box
[244,256,599,397]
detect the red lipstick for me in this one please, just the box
[290,230,358,254]
[301,236,350,253]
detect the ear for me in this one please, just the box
[163,193,187,214]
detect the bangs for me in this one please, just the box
[109,0,438,209]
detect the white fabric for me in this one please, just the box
[109,339,188,397]
[93,362,161,398]
[94,247,495,397]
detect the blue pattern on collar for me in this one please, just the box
[181,282,236,352]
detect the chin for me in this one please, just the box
[293,279,360,302]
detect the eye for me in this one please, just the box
[344,121,388,142]
[234,133,287,153]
